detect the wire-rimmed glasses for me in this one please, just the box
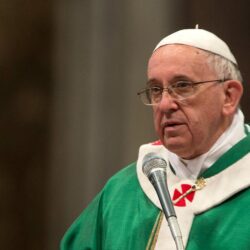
[137,79,227,106]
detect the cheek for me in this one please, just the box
[153,108,162,133]
[187,107,218,142]
[187,109,207,133]
[175,106,205,144]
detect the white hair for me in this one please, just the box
[206,52,243,82]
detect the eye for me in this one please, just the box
[172,81,192,89]
[171,81,194,97]
[149,86,162,95]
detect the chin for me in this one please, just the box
[163,138,192,158]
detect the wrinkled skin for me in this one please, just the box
[147,45,243,159]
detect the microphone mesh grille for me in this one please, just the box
[142,153,167,177]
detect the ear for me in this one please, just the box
[222,80,243,116]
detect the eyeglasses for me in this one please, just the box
[137,79,227,106]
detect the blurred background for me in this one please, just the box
[0,0,250,249]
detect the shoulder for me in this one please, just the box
[102,162,140,198]
[105,162,137,185]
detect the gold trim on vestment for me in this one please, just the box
[146,212,164,250]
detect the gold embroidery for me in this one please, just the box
[146,178,206,249]
[146,212,164,250]
[173,177,206,205]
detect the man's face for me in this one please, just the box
[147,45,231,159]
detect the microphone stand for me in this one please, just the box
[167,217,184,250]
[142,154,184,250]
[153,172,184,250]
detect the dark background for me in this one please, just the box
[0,1,249,249]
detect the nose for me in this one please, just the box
[157,90,178,112]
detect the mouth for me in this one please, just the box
[162,121,182,128]
[161,121,185,133]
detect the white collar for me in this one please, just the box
[136,115,250,249]
[168,109,246,180]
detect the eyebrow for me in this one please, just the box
[146,75,192,87]
[146,79,160,87]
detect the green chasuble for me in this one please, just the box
[61,132,250,250]
[60,162,160,250]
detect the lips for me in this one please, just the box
[161,120,183,128]
[161,120,185,134]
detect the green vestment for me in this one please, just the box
[61,132,250,250]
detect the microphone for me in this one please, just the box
[142,153,184,250]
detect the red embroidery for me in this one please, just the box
[151,140,162,145]
[172,184,195,207]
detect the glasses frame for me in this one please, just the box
[137,79,228,106]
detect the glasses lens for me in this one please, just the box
[138,90,150,105]
[149,87,162,104]
[171,82,194,99]
[138,88,161,105]
[138,82,196,105]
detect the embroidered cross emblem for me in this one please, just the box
[172,178,206,207]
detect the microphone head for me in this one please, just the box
[142,153,167,177]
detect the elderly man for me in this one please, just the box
[61,29,250,250]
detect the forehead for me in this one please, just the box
[147,45,215,80]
